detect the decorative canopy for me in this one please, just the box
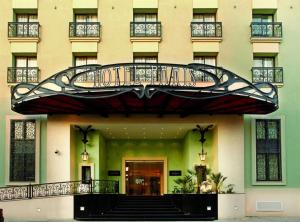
[11,63,278,116]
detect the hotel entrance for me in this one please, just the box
[125,161,164,196]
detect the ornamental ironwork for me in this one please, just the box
[0,180,119,201]
[191,22,222,37]
[130,22,161,37]
[7,67,39,83]
[11,63,278,115]
[8,22,39,38]
[251,22,282,38]
[69,22,100,37]
[252,67,283,84]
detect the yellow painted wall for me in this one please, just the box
[133,0,158,9]
[12,0,37,9]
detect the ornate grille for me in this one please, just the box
[130,22,161,37]
[256,119,281,181]
[191,22,222,37]
[69,22,100,37]
[252,67,283,84]
[0,180,119,201]
[251,22,282,38]
[8,22,39,38]
[10,120,36,182]
[7,67,39,83]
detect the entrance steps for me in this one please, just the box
[74,194,218,221]
[92,195,214,221]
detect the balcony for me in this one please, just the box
[7,67,39,84]
[251,22,282,38]
[69,22,100,38]
[252,67,283,84]
[130,22,161,38]
[191,22,222,38]
[8,22,40,38]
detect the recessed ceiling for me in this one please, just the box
[74,123,214,140]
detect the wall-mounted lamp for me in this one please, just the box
[193,124,213,162]
[75,125,95,161]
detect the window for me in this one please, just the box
[10,120,36,182]
[132,56,158,82]
[193,56,217,81]
[251,14,282,38]
[15,14,38,37]
[255,119,282,182]
[252,57,283,83]
[70,14,99,37]
[131,13,160,37]
[74,56,97,82]
[191,14,221,37]
[7,56,38,83]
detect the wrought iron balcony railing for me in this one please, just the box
[252,67,283,84]
[69,22,100,37]
[7,67,39,84]
[251,22,282,38]
[8,22,40,38]
[0,180,119,201]
[130,21,162,37]
[191,22,222,38]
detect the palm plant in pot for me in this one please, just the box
[209,172,227,193]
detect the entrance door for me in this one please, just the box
[125,161,163,196]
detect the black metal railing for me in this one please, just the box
[7,67,39,84]
[8,22,40,38]
[252,67,283,84]
[69,22,100,37]
[251,22,282,38]
[130,21,161,37]
[0,180,119,202]
[191,22,222,37]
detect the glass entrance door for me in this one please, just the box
[125,161,163,196]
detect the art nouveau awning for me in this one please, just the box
[11,63,278,116]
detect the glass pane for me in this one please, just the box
[27,57,37,67]
[253,58,263,67]
[86,15,97,22]
[193,14,203,21]
[268,154,280,181]
[14,121,24,140]
[75,15,87,22]
[204,14,215,22]
[256,120,266,139]
[86,57,97,64]
[194,56,205,64]
[264,58,274,67]
[257,154,266,181]
[28,15,38,22]
[145,14,157,22]
[75,57,87,66]
[16,57,27,67]
[134,57,146,63]
[16,15,28,22]
[26,121,36,140]
[205,57,216,66]
[268,121,278,139]
[134,14,146,22]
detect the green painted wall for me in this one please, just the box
[244,0,300,189]
[75,130,101,180]
[72,130,214,193]
[105,139,184,193]
[183,130,214,172]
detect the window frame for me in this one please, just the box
[5,115,40,185]
[251,116,286,186]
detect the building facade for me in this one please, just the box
[0,0,299,220]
